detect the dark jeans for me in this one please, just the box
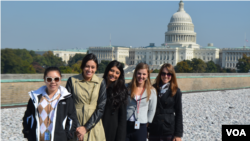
[126,121,147,141]
[148,134,174,141]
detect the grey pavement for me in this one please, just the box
[1,88,250,141]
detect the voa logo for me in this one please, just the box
[226,129,246,136]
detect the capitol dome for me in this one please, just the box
[170,11,192,23]
[165,0,200,49]
[170,1,192,23]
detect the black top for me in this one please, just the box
[102,83,127,141]
[148,84,183,137]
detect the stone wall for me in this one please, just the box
[1,73,250,106]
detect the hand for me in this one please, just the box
[77,134,84,141]
[172,136,182,141]
[76,126,87,137]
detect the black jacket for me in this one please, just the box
[102,83,127,141]
[148,84,183,137]
[22,86,78,141]
[65,77,107,131]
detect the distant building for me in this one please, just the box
[88,0,250,72]
[220,46,250,69]
[88,46,130,64]
[35,49,87,63]
[128,1,219,66]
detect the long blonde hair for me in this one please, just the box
[128,63,153,101]
[154,63,178,97]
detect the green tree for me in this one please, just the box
[236,54,250,72]
[68,54,86,67]
[96,60,110,73]
[175,60,193,73]
[206,61,218,73]
[32,62,45,73]
[121,62,125,68]
[29,50,37,57]
[0,51,5,73]
[59,66,73,73]
[191,58,207,73]
[43,51,65,67]
[71,60,82,73]
[152,69,160,73]
[1,49,35,73]
[33,55,48,67]
[226,68,236,73]
[13,49,33,64]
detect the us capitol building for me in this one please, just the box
[89,1,250,72]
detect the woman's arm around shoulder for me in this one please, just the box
[174,88,183,137]
[84,79,107,131]
[147,88,157,123]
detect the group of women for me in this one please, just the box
[22,53,183,141]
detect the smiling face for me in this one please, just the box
[44,70,61,92]
[83,60,97,81]
[136,69,148,85]
[161,67,172,84]
[107,66,121,83]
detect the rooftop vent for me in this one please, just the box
[149,43,155,47]
[208,43,213,46]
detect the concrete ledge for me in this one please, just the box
[1,73,250,106]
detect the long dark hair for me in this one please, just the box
[103,60,128,110]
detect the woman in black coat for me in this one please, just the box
[148,63,183,141]
[102,60,128,141]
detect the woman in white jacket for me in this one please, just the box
[22,67,78,141]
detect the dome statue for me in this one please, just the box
[165,0,200,49]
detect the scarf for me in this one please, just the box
[159,82,170,97]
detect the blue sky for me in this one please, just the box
[1,1,250,51]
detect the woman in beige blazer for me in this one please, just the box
[66,53,107,141]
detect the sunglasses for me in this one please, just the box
[45,77,61,83]
[161,72,172,77]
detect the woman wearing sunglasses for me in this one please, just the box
[126,63,157,141]
[22,67,78,141]
[66,53,107,141]
[102,60,128,141]
[148,63,183,141]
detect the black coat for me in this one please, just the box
[102,84,127,141]
[148,85,183,137]
[22,86,78,141]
